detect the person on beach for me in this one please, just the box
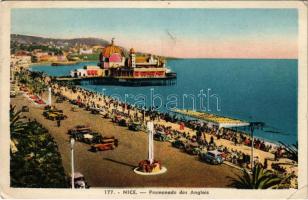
[210,136,214,144]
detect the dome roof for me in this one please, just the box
[102,39,123,58]
[129,48,135,54]
[102,45,123,58]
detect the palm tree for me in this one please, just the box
[279,141,298,162]
[10,105,27,139]
[28,79,47,98]
[230,164,283,189]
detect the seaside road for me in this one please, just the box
[12,94,241,188]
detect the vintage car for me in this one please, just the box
[199,150,224,165]
[154,131,170,142]
[171,139,187,149]
[68,125,91,135]
[90,108,100,115]
[184,142,201,155]
[90,137,119,152]
[128,122,142,131]
[91,143,115,152]
[70,99,85,108]
[35,99,45,105]
[77,132,103,144]
[118,118,128,127]
[71,172,90,189]
[46,111,67,121]
[43,107,63,117]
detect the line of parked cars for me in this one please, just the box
[154,131,224,165]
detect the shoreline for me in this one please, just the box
[77,84,287,148]
[30,60,98,67]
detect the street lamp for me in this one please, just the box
[248,122,265,171]
[70,138,75,189]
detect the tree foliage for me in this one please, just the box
[10,106,69,188]
[230,164,286,189]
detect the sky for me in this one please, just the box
[11,8,298,59]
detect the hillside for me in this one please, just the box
[11,34,110,47]
[10,34,180,59]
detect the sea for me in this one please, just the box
[30,59,298,145]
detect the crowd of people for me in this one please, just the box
[31,73,288,172]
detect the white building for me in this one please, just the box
[79,49,93,55]
[70,69,87,77]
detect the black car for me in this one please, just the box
[171,139,186,149]
[128,122,142,131]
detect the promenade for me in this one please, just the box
[12,93,241,187]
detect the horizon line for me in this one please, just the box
[11,33,298,60]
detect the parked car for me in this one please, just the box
[71,172,90,189]
[90,136,119,152]
[199,150,224,165]
[78,132,103,144]
[43,107,63,117]
[118,118,128,127]
[90,108,100,115]
[154,131,170,141]
[184,142,201,155]
[171,139,187,149]
[35,99,45,105]
[46,112,67,121]
[128,122,142,131]
[91,143,115,152]
[68,125,91,135]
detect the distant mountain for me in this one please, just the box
[11,34,110,47]
[10,34,180,59]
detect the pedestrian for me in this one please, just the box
[57,118,61,127]
[210,136,214,144]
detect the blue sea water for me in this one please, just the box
[31,59,298,145]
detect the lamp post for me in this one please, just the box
[48,87,52,106]
[248,122,265,171]
[250,125,254,170]
[70,138,75,189]
[147,121,154,164]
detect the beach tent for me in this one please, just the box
[172,109,249,129]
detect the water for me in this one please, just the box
[31,59,298,145]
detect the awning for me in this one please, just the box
[172,109,249,129]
